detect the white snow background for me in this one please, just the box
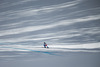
[0,0,100,67]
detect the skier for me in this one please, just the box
[44,42,49,48]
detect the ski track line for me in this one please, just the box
[0,46,61,56]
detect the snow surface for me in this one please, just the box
[0,49,100,67]
[0,0,100,67]
[0,43,100,67]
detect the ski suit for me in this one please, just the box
[44,42,47,48]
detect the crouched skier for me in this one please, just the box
[44,42,49,48]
